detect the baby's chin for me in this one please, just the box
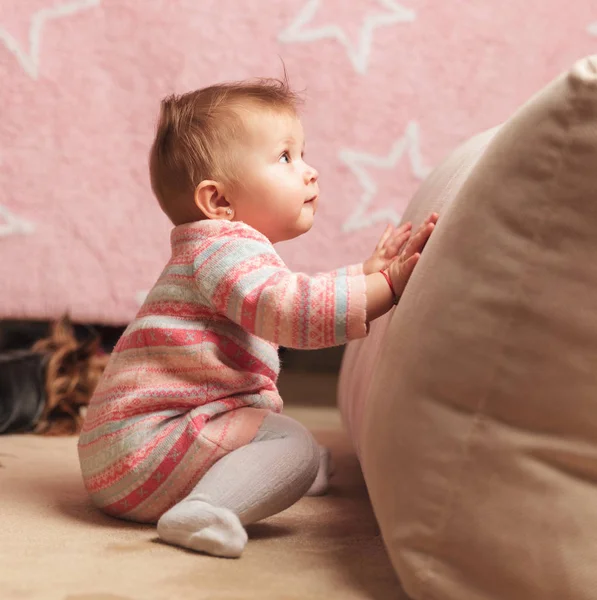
[297,219,315,237]
[277,221,314,243]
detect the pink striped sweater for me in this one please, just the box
[78,220,367,523]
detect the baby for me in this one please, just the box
[77,77,437,558]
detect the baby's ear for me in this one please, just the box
[194,180,231,220]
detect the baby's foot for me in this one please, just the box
[305,446,333,496]
[157,494,247,558]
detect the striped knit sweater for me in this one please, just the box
[78,220,367,523]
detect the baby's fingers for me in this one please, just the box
[414,214,437,238]
[385,228,412,258]
[403,222,435,258]
[376,224,394,251]
[382,221,411,251]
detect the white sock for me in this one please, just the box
[305,446,333,496]
[157,494,248,558]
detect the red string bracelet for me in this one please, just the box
[380,270,399,305]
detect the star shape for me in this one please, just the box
[0,205,36,237]
[0,0,100,79]
[278,0,415,74]
[340,120,431,232]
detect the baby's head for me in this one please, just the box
[149,77,319,243]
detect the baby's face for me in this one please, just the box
[229,109,319,244]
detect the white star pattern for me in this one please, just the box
[0,0,100,79]
[278,0,415,74]
[0,151,36,238]
[340,121,431,232]
[588,22,597,36]
[0,205,36,237]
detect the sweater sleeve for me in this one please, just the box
[194,228,368,349]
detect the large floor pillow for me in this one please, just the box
[338,126,497,458]
[354,55,597,600]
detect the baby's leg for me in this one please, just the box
[157,412,320,557]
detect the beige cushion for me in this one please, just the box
[347,55,597,600]
[338,127,497,458]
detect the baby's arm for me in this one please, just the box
[195,218,434,349]
[195,226,366,349]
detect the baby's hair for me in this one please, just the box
[149,73,302,225]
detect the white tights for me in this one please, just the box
[156,412,330,557]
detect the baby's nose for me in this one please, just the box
[304,164,319,183]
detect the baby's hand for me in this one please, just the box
[363,222,413,275]
[387,213,438,298]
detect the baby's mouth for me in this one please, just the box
[305,195,317,204]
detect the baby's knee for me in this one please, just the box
[286,420,320,491]
[297,425,320,475]
[259,412,319,473]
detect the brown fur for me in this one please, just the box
[32,316,109,436]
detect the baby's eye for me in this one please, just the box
[279,151,290,164]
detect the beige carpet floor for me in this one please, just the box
[0,405,408,600]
